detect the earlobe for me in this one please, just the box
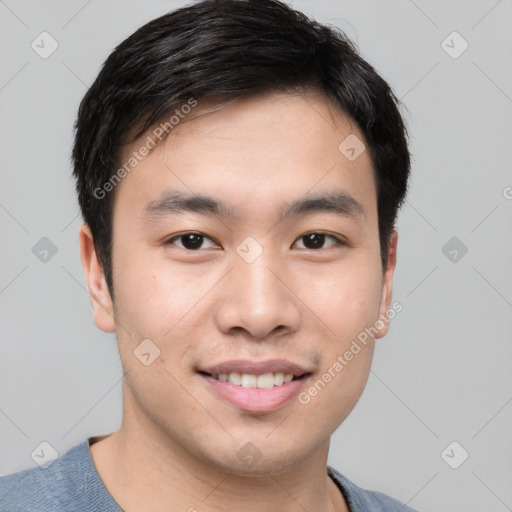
[78,223,116,333]
[375,230,398,340]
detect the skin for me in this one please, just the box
[79,90,398,512]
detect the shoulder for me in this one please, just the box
[328,466,419,512]
[0,439,113,512]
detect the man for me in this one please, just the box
[0,0,416,510]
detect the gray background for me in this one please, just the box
[1,0,511,510]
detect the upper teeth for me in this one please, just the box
[215,372,294,388]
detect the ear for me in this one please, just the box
[78,223,116,333]
[375,230,398,340]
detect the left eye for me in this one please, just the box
[294,233,344,250]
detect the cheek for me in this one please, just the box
[297,322,376,430]
[293,253,381,407]
[303,346,374,430]
[112,248,211,338]
[295,253,383,337]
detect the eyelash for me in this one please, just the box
[164,231,347,251]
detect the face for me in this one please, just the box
[80,90,397,475]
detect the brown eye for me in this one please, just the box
[294,233,344,250]
[166,232,218,250]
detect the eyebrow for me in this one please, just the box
[141,189,365,224]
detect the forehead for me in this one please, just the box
[113,90,377,224]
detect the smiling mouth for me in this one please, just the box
[198,370,309,389]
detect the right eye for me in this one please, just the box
[164,232,220,251]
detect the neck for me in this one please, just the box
[89,399,348,512]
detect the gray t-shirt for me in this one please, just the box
[0,437,418,511]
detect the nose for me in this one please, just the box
[214,252,301,341]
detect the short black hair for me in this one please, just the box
[72,0,411,300]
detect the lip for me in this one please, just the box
[199,373,311,413]
[199,359,313,377]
